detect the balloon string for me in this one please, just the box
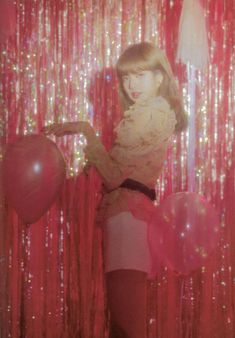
[179,278,185,337]
[187,63,196,193]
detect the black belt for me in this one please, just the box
[119,178,156,201]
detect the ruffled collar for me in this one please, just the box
[123,96,166,118]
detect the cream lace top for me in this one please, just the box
[85,96,176,223]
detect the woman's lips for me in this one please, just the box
[131,92,141,99]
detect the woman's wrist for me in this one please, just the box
[80,122,97,143]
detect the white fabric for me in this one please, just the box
[104,211,151,274]
[176,0,209,69]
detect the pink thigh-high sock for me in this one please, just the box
[106,269,147,338]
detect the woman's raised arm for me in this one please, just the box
[42,121,94,137]
[42,121,129,190]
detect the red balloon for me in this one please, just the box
[3,134,66,224]
[148,192,220,275]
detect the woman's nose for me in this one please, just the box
[128,75,138,90]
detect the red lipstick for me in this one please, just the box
[132,92,141,99]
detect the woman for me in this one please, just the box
[43,42,187,338]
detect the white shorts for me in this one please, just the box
[103,211,152,274]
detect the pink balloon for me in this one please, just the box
[148,192,220,275]
[3,134,66,224]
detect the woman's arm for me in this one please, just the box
[42,121,94,138]
[84,140,130,190]
[42,121,128,190]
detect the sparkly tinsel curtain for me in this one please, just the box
[0,1,234,337]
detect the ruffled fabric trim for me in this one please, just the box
[110,96,176,165]
[96,188,156,227]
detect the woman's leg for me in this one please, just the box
[106,269,147,338]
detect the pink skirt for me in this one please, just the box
[103,211,152,274]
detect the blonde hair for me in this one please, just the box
[116,42,188,132]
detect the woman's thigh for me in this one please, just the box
[104,212,151,274]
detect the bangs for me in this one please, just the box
[116,43,160,78]
[116,57,156,77]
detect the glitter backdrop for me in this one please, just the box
[0,1,234,337]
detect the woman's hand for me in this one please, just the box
[42,121,96,140]
[42,121,99,173]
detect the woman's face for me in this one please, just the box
[122,70,162,103]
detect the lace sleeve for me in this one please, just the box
[84,97,176,188]
[110,97,176,162]
[84,135,131,190]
